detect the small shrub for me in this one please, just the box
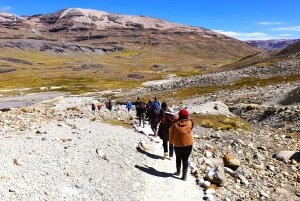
[90,117,97,121]
[67,107,80,111]
[129,115,134,120]
[20,108,27,112]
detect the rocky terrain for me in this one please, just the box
[0,8,262,65]
[1,61,300,200]
[0,7,299,201]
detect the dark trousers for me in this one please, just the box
[163,140,174,157]
[138,113,146,127]
[174,145,193,170]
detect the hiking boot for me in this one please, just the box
[174,165,180,176]
[163,153,168,159]
[168,156,173,160]
[181,169,188,181]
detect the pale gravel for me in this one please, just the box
[0,95,204,201]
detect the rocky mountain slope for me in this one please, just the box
[247,39,300,51]
[0,8,262,64]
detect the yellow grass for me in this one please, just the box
[190,113,251,131]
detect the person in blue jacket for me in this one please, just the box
[126,99,133,113]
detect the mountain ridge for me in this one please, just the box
[0,8,264,95]
[247,39,300,51]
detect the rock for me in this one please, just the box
[238,175,249,186]
[205,166,227,184]
[138,139,149,151]
[96,148,109,162]
[273,151,300,162]
[223,154,241,170]
[205,188,216,194]
[223,167,235,176]
[75,183,83,188]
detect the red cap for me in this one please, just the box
[179,109,189,119]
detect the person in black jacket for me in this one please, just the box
[145,100,153,121]
[149,105,160,137]
[159,102,168,122]
[135,98,146,127]
[158,108,177,159]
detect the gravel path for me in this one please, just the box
[0,106,203,200]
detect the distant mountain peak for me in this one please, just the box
[0,12,24,22]
[247,39,300,51]
[32,7,217,33]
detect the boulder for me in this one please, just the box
[205,166,227,184]
[223,154,241,170]
[273,151,300,162]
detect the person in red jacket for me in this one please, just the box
[169,109,194,181]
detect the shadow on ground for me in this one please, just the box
[290,152,300,162]
[135,164,175,178]
[136,147,161,160]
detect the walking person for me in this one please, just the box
[91,103,96,112]
[106,99,113,111]
[149,105,160,138]
[145,100,153,121]
[126,99,132,113]
[169,109,194,181]
[97,102,102,111]
[159,102,168,121]
[153,97,161,110]
[158,108,177,159]
[135,98,146,127]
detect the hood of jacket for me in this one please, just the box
[175,119,191,127]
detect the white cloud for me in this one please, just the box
[213,30,272,40]
[280,34,291,36]
[271,26,300,31]
[259,21,282,25]
[0,6,11,12]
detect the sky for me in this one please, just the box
[0,0,300,41]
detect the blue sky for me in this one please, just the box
[0,0,300,41]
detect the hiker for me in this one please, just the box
[92,103,96,112]
[106,99,113,111]
[153,97,161,111]
[135,98,146,127]
[145,100,153,121]
[149,104,160,137]
[126,99,132,113]
[159,101,168,121]
[158,108,177,159]
[169,109,194,181]
[97,102,102,110]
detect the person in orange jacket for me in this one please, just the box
[169,109,194,181]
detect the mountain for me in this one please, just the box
[246,39,300,51]
[0,8,261,60]
[276,41,300,56]
[0,8,264,96]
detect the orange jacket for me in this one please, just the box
[169,119,193,147]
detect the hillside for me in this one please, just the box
[276,41,300,57]
[0,8,264,96]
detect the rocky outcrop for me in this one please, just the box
[0,41,122,55]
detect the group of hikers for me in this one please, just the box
[91,96,194,181]
[134,97,194,181]
[91,99,113,112]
